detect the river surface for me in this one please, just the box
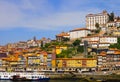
[0,80,80,82]
[0,79,120,82]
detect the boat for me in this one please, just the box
[10,72,50,81]
[0,72,16,80]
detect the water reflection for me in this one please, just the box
[0,80,80,82]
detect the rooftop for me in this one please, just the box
[56,32,70,37]
[70,28,89,32]
[86,10,108,17]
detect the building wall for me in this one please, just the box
[106,22,116,27]
[113,31,120,36]
[82,36,99,42]
[82,36,117,44]
[116,22,120,27]
[106,21,120,27]
[0,59,2,66]
[100,37,117,44]
[52,60,56,68]
[56,58,97,68]
[98,50,120,70]
[86,10,109,30]
[70,30,90,40]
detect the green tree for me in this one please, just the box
[95,23,99,29]
[72,39,81,46]
[109,37,120,49]
[44,43,51,48]
[108,12,115,22]
[77,46,84,53]
[63,37,70,42]
[56,48,73,58]
[95,29,100,33]
[87,34,91,36]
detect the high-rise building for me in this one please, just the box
[86,10,109,30]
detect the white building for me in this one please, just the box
[82,36,117,48]
[116,20,120,27]
[82,36,99,43]
[106,22,116,27]
[82,36,117,44]
[56,32,70,42]
[106,20,120,27]
[90,43,110,48]
[100,36,117,44]
[86,10,109,30]
[69,28,90,40]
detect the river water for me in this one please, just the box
[0,79,120,82]
[0,80,80,82]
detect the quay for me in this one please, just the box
[45,71,120,81]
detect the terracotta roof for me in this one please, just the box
[114,51,120,55]
[109,48,118,50]
[116,20,120,22]
[86,10,108,17]
[89,41,99,42]
[99,51,106,56]
[107,21,115,23]
[41,37,47,40]
[56,32,70,37]
[99,42,110,44]
[70,28,89,32]
[82,36,99,38]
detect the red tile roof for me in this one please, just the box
[56,32,70,37]
[70,28,89,32]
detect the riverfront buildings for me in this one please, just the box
[0,10,120,72]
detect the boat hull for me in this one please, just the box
[11,78,50,81]
[11,74,50,81]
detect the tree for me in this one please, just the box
[95,23,99,29]
[44,43,51,48]
[109,37,120,49]
[87,34,91,36]
[95,29,100,33]
[108,12,115,22]
[63,37,70,42]
[95,23,101,33]
[56,48,73,58]
[77,46,84,53]
[72,39,81,46]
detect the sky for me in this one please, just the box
[0,0,120,45]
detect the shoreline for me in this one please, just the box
[47,73,120,81]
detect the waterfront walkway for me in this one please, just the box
[45,70,120,81]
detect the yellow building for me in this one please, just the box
[55,46,67,54]
[51,60,56,68]
[113,31,120,36]
[56,58,97,68]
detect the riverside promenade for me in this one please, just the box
[45,70,120,81]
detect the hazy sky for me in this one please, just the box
[0,0,120,45]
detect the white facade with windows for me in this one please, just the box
[82,36,117,44]
[100,37,117,44]
[82,36,117,48]
[86,10,109,30]
[70,28,90,40]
